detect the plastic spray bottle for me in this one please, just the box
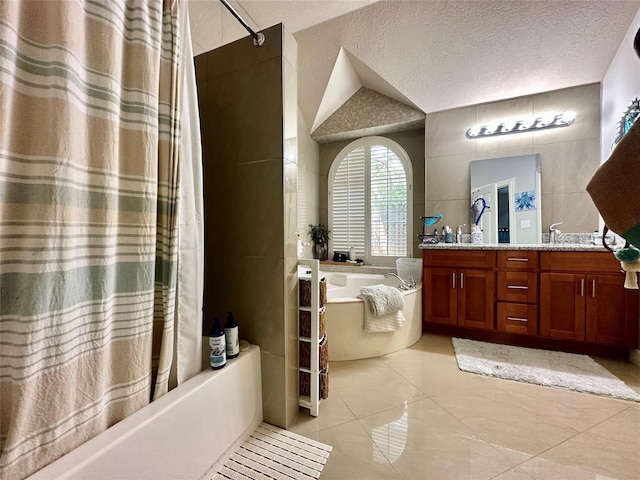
[224,311,239,359]
[209,318,226,369]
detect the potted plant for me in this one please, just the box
[308,224,331,261]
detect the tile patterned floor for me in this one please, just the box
[290,334,640,480]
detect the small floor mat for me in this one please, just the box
[452,337,640,402]
[213,423,332,480]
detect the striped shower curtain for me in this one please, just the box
[0,1,203,478]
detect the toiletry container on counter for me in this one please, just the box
[224,311,239,359]
[209,318,226,369]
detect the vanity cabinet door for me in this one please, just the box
[424,267,457,325]
[539,273,585,341]
[585,274,639,348]
[457,269,495,330]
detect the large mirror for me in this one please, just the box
[470,154,541,244]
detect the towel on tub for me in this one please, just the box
[359,284,404,316]
[359,284,405,332]
[362,298,405,332]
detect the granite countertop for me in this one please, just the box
[418,242,609,252]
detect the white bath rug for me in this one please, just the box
[213,423,332,480]
[452,337,640,402]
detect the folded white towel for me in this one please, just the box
[359,284,404,317]
[362,297,405,332]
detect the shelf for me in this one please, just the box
[297,259,325,417]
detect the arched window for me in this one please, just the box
[329,137,413,265]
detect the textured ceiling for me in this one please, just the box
[188,0,640,130]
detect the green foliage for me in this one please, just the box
[308,224,331,245]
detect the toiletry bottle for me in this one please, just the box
[349,245,356,261]
[224,311,239,359]
[209,318,226,370]
[444,226,453,243]
[456,225,463,243]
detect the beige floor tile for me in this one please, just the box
[330,359,424,418]
[594,357,640,395]
[289,390,356,435]
[357,399,529,480]
[491,467,536,480]
[519,457,619,480]
[305,420,402,480]
[294,334,640,480]
[537,406,640,480]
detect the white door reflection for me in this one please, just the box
[371,403,408,463]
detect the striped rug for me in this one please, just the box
[213,423,332,480]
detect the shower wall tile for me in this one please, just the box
[208,255,285,355]
[194,24,282,80]
[208,159,284,259]
[199,57,283,163]
[198,23,298,428]
[261,351,287,427]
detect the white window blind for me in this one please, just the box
[370,144,407,256]
[329,137,411,263]
[331,145,365,255]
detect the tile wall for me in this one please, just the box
[194,24,299,428]
[425,83,601,235]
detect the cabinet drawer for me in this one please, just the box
[423,250,496,268]
[497,251,539,270]
[540,251,622,273]
[497,272,538,303]
[497,302,538,335]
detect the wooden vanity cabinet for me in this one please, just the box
[496,251,539,336]
[423,248,639,353]
[539,252,638,348]
[423,251,496,330]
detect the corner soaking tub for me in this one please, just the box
[323,272,422,361]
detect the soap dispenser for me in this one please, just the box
[209,318,226,370]
[224,311,239,359]
[349,245,356,261]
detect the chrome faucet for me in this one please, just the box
[549,222,563,244]
[384,272,416,290]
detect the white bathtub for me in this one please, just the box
[323,272,422,361]
[28,345,262,480]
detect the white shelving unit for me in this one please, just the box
[297,259,323,416]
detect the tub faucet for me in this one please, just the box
[384,272,416,290]
[549,222,563,244]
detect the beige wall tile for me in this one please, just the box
[541,192,599,233]
[425,84,601,236]
[538,138,600,195]
[426,153,475,202]
[425,106,476,157]
[533,83,600,145]
[425,199,472,234]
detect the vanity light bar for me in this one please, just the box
[466,111,576,139]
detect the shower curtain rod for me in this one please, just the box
[219,0,265,47]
